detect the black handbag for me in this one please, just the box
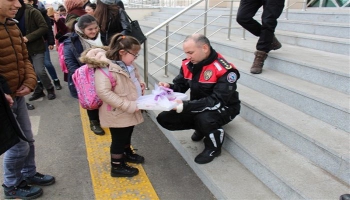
[125,13,147,44]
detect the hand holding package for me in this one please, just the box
[137,85,187,111]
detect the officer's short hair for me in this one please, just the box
[184,34,211,47]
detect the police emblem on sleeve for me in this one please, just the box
[204,70,213,80]
[227,72,237,83]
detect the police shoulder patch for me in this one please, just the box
[227,72,237,83]
[218,58,232,70]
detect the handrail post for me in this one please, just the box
[143,40,149,90]
[204,0,208,36]
[285,0,289,19]
[242,29,246,40]
[164,25,169,77]
[227,0,234,40]
[302,0,307,10]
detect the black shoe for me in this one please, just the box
[26,103,35,110]
[90,120,105,135]
[3,180,43,199]
[53,80,62,90]
[124,149,144,164]
[191,131,204,142]
[194,148,221,164]
[111,162,139,177]
[28,92,45,101]
[46,87,56,100]
[25,172,55,186]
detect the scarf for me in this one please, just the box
[75,23,103,49]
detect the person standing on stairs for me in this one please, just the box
[157,34,241,164]
[236,0,285,74]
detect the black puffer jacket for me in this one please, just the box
[170,48,240,114]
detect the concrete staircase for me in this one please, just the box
[133,6,350,199]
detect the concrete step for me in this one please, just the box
[146,36,350,132]
[135,62,350,199]
[145,13,350,39]
[141,21,350,96]
[146,110,280,200]
[143,16,350,56]
[158,7,350,23]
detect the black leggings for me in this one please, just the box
[87,109,99,121]
[109,126,134,154]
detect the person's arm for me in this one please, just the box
[25,9,49,42]
[44,14,55,46]
[64,40,82,75]
[20,34,37,92]
[169,67,190,93]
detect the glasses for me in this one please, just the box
[126,50,139,59]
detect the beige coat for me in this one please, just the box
[80,48,144,128]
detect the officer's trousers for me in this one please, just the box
[156,107,239,149]
[236,0,285,52]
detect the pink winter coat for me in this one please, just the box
[80,48,144,128]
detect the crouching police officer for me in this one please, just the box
[157,34,240,164]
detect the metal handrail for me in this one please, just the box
[284,0,307,19]
[143,0,207,88]
[149,1,232,62]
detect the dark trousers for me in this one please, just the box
[109,126,134,154]
[157,108,238,149]
[236,0,285,52]
[87,109,99,121]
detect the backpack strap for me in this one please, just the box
[99,67,116,111]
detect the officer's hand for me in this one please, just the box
[158,82,170,88]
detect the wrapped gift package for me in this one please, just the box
[137,85,187,111]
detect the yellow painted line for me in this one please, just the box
[79,107,160,200]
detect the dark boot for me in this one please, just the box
[270,36,282,51]
[250,50,268,74]
[53,79,62,90]
[191,131,204,142]
[111,158,139,177]
[90,120,105,135]
[29,82,45,101]
[47,87,56,100]
[124,147,144,164]
[194,129,225,164]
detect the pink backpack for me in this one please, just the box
[58,43,68,73]
[72,65,116,110]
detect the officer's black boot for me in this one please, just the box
[191,130,204,142]
[194,129,225,164]
[29,82,45,101]
[111,157,139,177]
